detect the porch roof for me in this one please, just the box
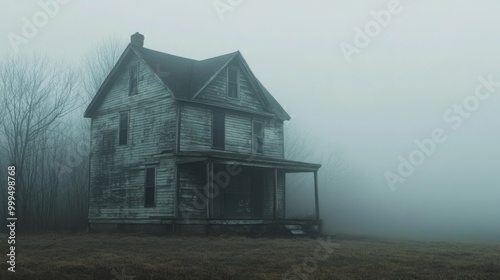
[175,151,321,172]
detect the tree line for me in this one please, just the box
[0,39,123,232]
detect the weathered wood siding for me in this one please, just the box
[183,64,284,158]
[263,119,284,159]
[179,104,212,151]
[89,157,176,219]
[263,169,285,218]
[89,54,177,220]
[195,67,266,112]
[225,113,252,154]
[179,105,284,159]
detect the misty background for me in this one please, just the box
[1,0,499,242]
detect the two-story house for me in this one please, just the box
[84,32,322,234]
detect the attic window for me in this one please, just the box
[227,67,239,99]
[129,63,139,95]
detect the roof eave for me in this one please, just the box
[236,53,291,121]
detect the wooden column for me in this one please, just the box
[174,165,180,233]
[206,162,214,219]
[205,162,213,236]
[273,168,278,220]
[210,162,214,218]
[314,171,319,221]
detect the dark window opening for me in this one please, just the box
[227,68,239,98]
[129,63,138,95]
[145,167,155,207]
[252,121,264,154]
[119,112,129,145]
[213,111,225,149]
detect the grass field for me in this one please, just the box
[1,233,499,279]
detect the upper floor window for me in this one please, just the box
[212,111,225,149]
[129,63,139,95]
[227,67,239,99]
[119,112,129,145]
[252,121,264,154]
[145,167,156,207]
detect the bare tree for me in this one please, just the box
[0,54,77,230]
[0,38,124,232]
[284,120,350,218]
[55,37,124,232]
[80,36,125,104]
[284,121,314,161]
[59,37,125,231]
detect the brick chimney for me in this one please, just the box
[130,32,144,47]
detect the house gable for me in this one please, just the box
[89,52,176,153]
[189,52,290,121]
[193,63,268,113]
[84,45,178,118]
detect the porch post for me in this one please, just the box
[273,168,278,220]
[206,162,213,219]
[210,162,214,218]
[205,161,213,236]
[314,171,319,221]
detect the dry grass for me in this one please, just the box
[0,233,499,279]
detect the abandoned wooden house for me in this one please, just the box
[84,32,322,234]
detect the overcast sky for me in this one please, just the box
[3,0,500,241]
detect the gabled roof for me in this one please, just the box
[189,51,238,98]
[132,45,196,99]
[84,44,291,120]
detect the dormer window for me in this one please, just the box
[227,67,239,99]
[129,63,139,95]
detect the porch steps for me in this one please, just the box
[284,225,306,235]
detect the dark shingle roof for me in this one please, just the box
[132,45,196,99]
[85,44,290,120]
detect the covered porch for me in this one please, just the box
[175,152,322,234]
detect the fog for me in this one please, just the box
[3,0,499,242]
